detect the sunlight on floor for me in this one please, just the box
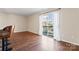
[40,35,55,50]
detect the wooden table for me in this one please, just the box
[0,30,11,51]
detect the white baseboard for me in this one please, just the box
[14,30,28,33]
[61,39,79,46]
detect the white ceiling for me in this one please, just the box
[0,8,48,16]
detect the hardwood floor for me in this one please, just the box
[10,31,79,51]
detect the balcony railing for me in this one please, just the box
[43,25,53,37]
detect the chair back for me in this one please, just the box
[3,25,12,37]
[10,25,15,40]
[3,25,15,39]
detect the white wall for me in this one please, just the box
[27,8,79,45]
[60,8,79,45]
[27,11,61,41]
[27,14,39,34]
[0,13,28,32]
[27,8,57,34]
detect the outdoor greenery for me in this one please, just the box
[42,21,53,37]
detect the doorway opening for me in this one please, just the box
[39,11,60,40]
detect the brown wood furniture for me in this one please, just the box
[0,30,10,51]
[0,25,15,51]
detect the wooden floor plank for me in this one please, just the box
[9,31,79,51]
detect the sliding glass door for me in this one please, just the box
[42,13,54,37]
[39,11,60,40]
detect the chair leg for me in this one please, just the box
[2,38,5,51]
[2,37,12,51]
[5,38,12,51]
[5,38,8,51]
[4,39,11,46]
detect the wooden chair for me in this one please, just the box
[2,25,15,50]
[3,25,12,38]
[3,25,15,40]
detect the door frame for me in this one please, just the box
[38,11,60,41]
